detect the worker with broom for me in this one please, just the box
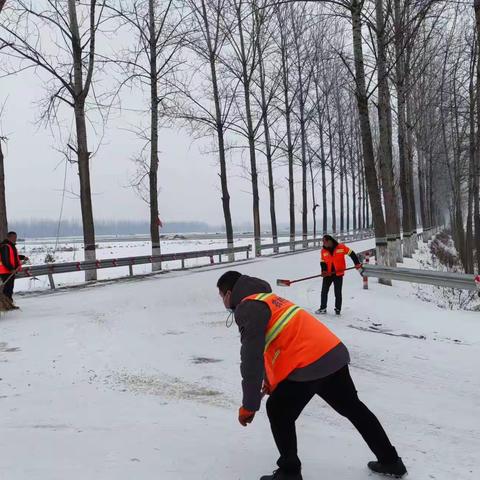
[0,231,28,310]
[217,271,407,480]
[316,234,362,315]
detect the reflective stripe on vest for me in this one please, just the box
[321,243,351,276]
[249,293,301,351]
[243,292,341,391]
[264,304,300,351]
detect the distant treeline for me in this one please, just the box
[9,219,223,238]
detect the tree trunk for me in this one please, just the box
[257,32,278,253]
[326,100,336,233]
[201,0,234,259]
[309,157,318,239]
[339,135,345,233]
[235,4,261,256]
[356,123,362,230]
[376,0,400,272]
[0,140,8,239]
[149,0,161,271]
[300,98,308,246]
[474,0,480,271]
[406,91,418,251]
[69,0,97,281]
[351,133,357,231]
[466,56,475,273]
[281,45,295,248]
[74,103,97,281]
[351,0,387,265]
[417,147,428,239]
[393,0,413,258]
[345,151,350,232]
[316,82,328,234]
[336,88,345,232]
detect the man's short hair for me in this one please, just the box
[7,231,17,237]
[323,234,336,243]
[217,271,242,295]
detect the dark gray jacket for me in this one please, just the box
[232,275,350,411]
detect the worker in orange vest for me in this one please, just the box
[217,271,406,480]
[0,231,28,308]
[316,234,362,315]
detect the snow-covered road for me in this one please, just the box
[1,248,478,479]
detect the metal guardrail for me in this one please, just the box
[259,229,375,254]
[363,264,478,291]
[17,245,252,289]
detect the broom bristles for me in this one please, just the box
[0,293,15,312]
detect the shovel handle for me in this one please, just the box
[276,266,359,287]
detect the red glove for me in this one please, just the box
[238,407,255,426]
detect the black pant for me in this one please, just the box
[266,366,398,474]
[1,273,15,299]
[321,275,343,311]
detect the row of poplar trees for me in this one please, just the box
[1,1,479,279]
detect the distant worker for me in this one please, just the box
[217,271,407,480]
[317,234,362,315]
[0,231,29,309]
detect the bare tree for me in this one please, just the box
[0,1,7,239]
[350,0,388,264]
[253,2,281,251]
[474,0,480,270]
[0,135,7,240]
[275,4,297,247]
[290,3,314,244]
[0,1,107,280]
[375,0,400,269]
[106,0,185,270]
[176,0,235,257]
[221,0,262,256]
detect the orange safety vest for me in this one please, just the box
[243,293,341,391]
[0,243,22,275]
[321,243,352,276]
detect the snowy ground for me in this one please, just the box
[15,234,374,292]
[15,235,302,292]
[1,247,478,480]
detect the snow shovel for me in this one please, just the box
[276,266,358,287]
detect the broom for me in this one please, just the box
[0,270,20,312]
[276,266,358,287]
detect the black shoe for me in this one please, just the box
[260,470,303,480]
[368,458,407,478]
[315,308,327,315]
[334,308,341,315]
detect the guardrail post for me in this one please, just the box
[181,259,185,269]
[219,254,222,263]
[363,251,370,290]
[129,265,134,277]
[48,273,56,290]
[210,255,214,264]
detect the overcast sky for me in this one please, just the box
[0,69,307,228]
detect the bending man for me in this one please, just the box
[217,271,406,480]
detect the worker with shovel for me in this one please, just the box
[0,231,28,310]
[217,271,407,480]
[316,234,362,315]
